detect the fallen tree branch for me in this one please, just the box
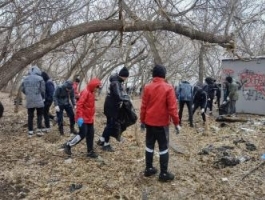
[241,161,265,180]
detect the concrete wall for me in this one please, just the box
[221,57,265,115]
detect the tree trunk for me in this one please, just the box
[198,43,205,84]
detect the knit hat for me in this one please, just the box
[118,67,129,78]
[64,80,73,90]
[152,64,166,78]
[75,77,80,83]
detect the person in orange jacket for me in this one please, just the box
[63,78,102,158]
[140,64,181,182]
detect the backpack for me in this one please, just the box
[178,82,192,101]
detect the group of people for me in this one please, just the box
[176,75,240,127]
[21,66,81,137]
[20,64,240,183]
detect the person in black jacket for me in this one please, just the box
[41,72,55,133]
[97,67,130,152]
[192,86,208,124]
[203,77,219,115]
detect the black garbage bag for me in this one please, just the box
[110,100,138,142]
[119,100,138,130]
[219,100,230,115]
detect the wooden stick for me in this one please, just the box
[241,161,265,180]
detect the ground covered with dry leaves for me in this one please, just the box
[0,91,265,200]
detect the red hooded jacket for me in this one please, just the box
[73,81,80,99]
[140,77,179,126]
[75,78,101,123]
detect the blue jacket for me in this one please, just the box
[177,81,193,101]
[41,72,55,103]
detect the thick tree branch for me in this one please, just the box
[0,19,233,90]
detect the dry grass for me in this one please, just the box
[0,92,265,200]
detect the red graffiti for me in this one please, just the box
[239,72,265,88]
[223,68,234,75]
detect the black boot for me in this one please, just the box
[59,126,64,135]
[64,143,72,155]
[87,150,98,158]
[159,153,174,182]
[144,151,157,177]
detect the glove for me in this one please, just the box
[55,106,60,112]
[201,108,205,114]
[140,123,146,132]
[227,97,230,101]
[77,118,84,127]
[175,125,181,135]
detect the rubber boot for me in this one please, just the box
[159,153,174,182]
[144,151,157,177]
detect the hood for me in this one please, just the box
[63,80,73,90]
[87,78,102,92]
[28,66,42,76]
[109,74,123,82]
[41,71,50,82]
[205,77,215,84]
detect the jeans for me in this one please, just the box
[56,104,75,131]
[27,107,44,132]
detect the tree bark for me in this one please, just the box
[0,19,233,90]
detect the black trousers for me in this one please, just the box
[68,123,94,152]
[178,100,193,125]
[206,98,214,112]
[27,107,43,131]
[102,116,121,143]
[43,101,52,128]
[145,125,169,173]
[192,103,206,122]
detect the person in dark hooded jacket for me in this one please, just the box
[53,80,77,135]
[97,67,130,152]
[192,86,208,123]
[41,72,55,132]
[64,78,102,158]
[21,65,45,137]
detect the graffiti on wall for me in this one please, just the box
[222,68,265,101]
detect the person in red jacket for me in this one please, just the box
[73,77,80,101]
[63,78,102,158]
[140,64,181,182]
